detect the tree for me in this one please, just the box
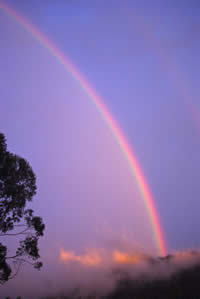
[0,133,45,284]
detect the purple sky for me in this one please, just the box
[1,0,200,296]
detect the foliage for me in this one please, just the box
[0,133,45,284]
[106,262,200,299]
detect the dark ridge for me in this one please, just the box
[40,258,200,299]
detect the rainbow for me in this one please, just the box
[0,1,167,256]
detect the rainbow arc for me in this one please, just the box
[0,1,167,256]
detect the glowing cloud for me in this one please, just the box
[113,250,144,265]
[60,248,102,267]
[60,248,149,267]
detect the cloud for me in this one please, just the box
[59,246,151,268]
[3,246,200,299]
[112,250,148,265]
[45,247,200,299]
[60,248,102,266]
[59,246,200,276]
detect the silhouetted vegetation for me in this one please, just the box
[107,263,200,299]
[0,133,45,284]
[41,255,200,299]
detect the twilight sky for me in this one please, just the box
[1,0,200,297]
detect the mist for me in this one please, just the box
[2,244,200,298]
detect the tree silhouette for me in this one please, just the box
[0,133,45,284]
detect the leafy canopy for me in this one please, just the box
[0,133,45,284]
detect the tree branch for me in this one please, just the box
[0,227,30,236]
[15,258,35,266]
[6,254,21,260]
[8,260,22,280]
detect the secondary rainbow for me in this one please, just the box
[0,1,167,256]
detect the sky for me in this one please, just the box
[1,0,200,297]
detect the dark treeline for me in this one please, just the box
[107,263,200,299]
[40,259,200,299]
